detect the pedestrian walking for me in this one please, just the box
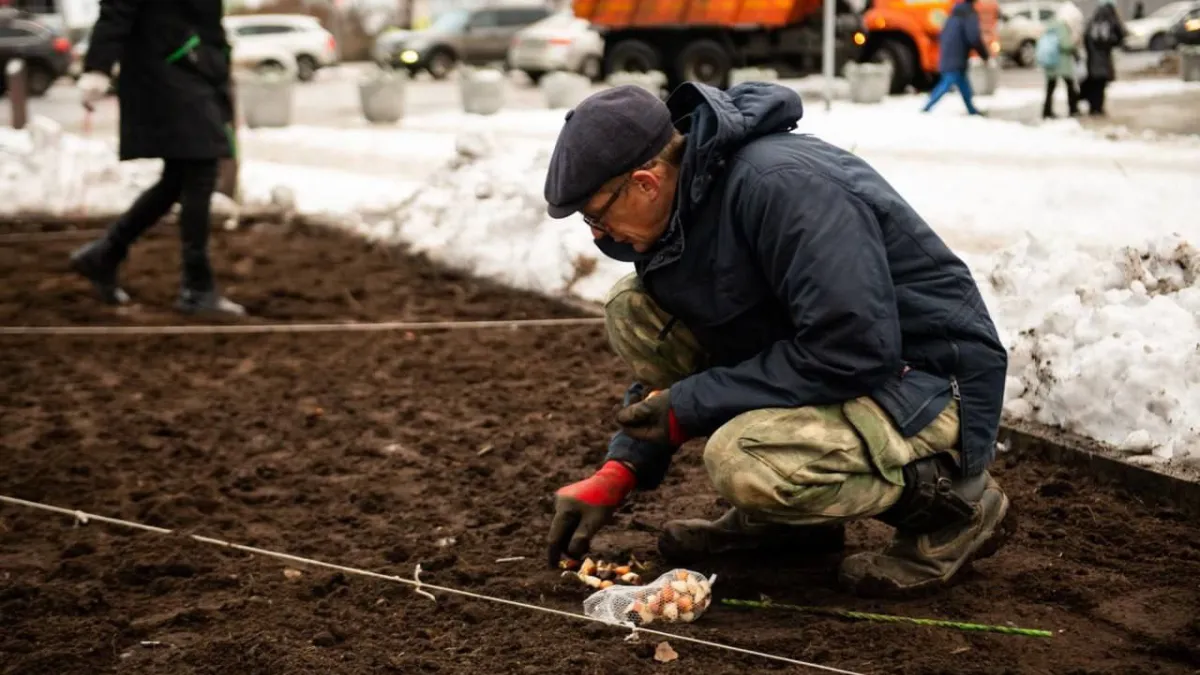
[1037,2,1085,118]
[543,83,1013,598]
[1081,0,1126,115]
[70,0,245,316]
[922,0,991,115]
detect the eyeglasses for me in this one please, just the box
[581,174,631,234]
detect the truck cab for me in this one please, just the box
[857,0,1000,93]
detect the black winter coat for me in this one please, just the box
[604,82,1008,488]
[84,0,234,161]
[1085,5,1125,82]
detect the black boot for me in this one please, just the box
[657,507,845,563]
[838,453,1016,598]
[174,159,245,319]
[68,239,130,305]
[175,287,246,317]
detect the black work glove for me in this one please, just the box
[615,389,690,446]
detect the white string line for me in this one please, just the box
[0,229,108,244]
[0,316,607,337]
[0,494,866,675]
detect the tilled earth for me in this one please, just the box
[2,220,1198,675]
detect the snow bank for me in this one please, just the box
[0,117,419,220]
[981,233,1200,459]
[0,117,160,217]
[373,131,631,302]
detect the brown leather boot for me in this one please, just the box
[658,507,845,563]
[839,454,1016,598]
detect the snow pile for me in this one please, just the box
[981,233,1200,460]
[0,117,160,217]
[380,130,631,301]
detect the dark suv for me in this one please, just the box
[0,9,72,97]
[378,6,552,79]
[1172,7,1200,46]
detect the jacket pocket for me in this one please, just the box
[869,368,953,438]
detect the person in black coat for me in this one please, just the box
[70,0,245,316]
[542,84,1013,597]
[1082,0,1126,116]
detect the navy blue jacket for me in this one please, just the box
[938,1,989,72]
[603,82,1008,489]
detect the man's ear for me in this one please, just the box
[631,168,661,194]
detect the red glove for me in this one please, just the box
[547,461,636,567]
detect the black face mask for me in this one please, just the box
[593,235,651,263]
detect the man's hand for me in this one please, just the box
[615,389,690,446]
[77,72,111,108]
[547,460,636,567]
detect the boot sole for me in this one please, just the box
[841,493,1017,599]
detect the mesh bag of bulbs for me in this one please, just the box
[582,568,717,626]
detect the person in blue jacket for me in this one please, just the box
[923,0,991,115]
[542,83,1014,597]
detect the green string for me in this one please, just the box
[165,35,201,64]
[721,599,1053,638]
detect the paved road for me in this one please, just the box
[0,51,1175,137]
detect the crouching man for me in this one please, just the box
[543,83,1014,597]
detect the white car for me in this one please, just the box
[223,13,338,81]
[229,38,300,80]
[507,11,603,83]
[1123,0,1200,50]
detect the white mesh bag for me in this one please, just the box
[582,569,717,626]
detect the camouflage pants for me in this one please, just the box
[604,273,961,526]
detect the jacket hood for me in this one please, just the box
[667,81,804,210]
[592,82,804,264]
[951,1,976,17]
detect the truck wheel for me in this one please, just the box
[874,39,916,94]
[606,39,661,75]
[675,39,732,88]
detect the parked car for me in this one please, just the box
[507,11,603,83]
[228,31,301,79]
[223,13,338,81]
[1123,0,1200,50]
[1170,5,1200,45]
[381,6,553,79]
[373,27,413,66]
[0,8,72,97]
[997,1,1060,66]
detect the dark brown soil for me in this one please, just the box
[2,221,1199,675]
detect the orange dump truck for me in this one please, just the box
[857,0,1001,93]
[573,0,865,88]
[575,0,1000,94]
